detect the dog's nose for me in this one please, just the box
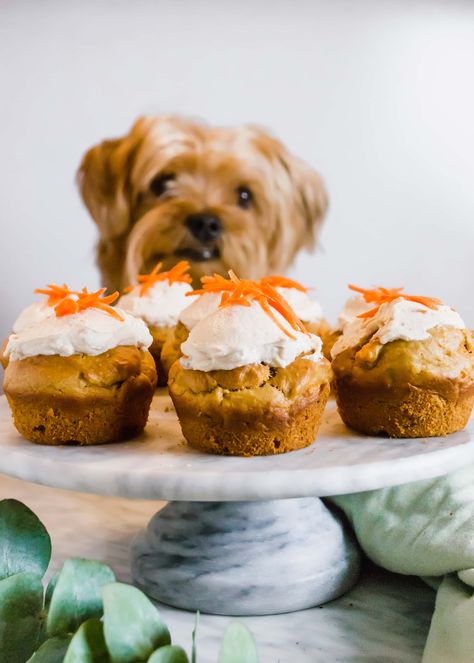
[185,213,222,243]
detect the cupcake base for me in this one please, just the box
[4,347,157,445]
[169,357,332,456]
[174,383,330,456]
[335,381,474,438]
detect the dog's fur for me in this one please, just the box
[77,115,328,290]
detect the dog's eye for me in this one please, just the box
[236,186,253,209]
[150,173,175,197]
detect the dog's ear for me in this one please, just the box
[279,151,329,252]
[247,127,329,271]
[77,117,149,239]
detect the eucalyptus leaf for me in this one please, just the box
[45,571,59,609]
[217,623,259,663]
[103,583,171,663]
[28,637,70,663]
[47,558,115,637]
[64,618,111,663]
[0,499,51,581]
[0,572,44,663]
[147,645,189,663]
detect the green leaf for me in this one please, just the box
[0,572,44,663]
[103,583,171,663]
[64,619,111,663]
[218,623,259,663]
[45,571,59,609]
[147,645,189,663]
[191,612,199,663]
[29,637,70,663]
[47,558,115,637]
[0,499,51,581]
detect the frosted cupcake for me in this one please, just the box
[119,261,192,385]
[2,285,156,445]
[168,273,331,456]
[162,274,331,375]
[331,285,474,438]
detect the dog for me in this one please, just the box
[77,115,328,290]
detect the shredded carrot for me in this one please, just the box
[54,288,123,320]
[35,284,76,306]
[125,260,192,297]
[348,284,442,319]
[190,271,308,339]
[54,297,78,317]
[186,273,236,297]
[260,275,308,292]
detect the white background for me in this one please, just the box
[1,0,473,343]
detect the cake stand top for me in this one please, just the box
[0,393,473,501]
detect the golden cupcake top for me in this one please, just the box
[331,284,465,357]
[118,261,193,327]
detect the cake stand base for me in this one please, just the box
[131,497,361,616]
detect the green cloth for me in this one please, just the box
[328,465,474,662]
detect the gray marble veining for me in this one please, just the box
[132,498,361,615]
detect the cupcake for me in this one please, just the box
[168,273,332,456]
[2,285,156,445]
[118,261,192,385]
[161,274,331,376]
[331,285,474,438]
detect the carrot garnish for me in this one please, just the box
[186,273,236,297]
[35,283,76,306]
[348,284,442,319]
[125,260,192,297]
[35,283,123,320]
[55,288,123,321]
[260,275,307,292]
[190,271,308,339]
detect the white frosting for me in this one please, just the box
[179,287,323,332]
[336,296,372,331]
[331,297,465,358]
[5,307,152,361]
[12,300,57,333]
[119,281,193,327]
[181,301,323,371]
[179,292,222,330]
[276,287,323,323]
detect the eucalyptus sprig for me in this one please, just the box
[0,499,259,663]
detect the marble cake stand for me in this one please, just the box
[0,393,473,616]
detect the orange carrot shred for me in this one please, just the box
[348,284,442,319]
[260,275,308,292]
[54,297,78,317]
[35,283,76,306]
[35,283,124,321]
[189,271,309,336]
[126,260,192,296]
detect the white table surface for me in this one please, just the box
[0,474,435,662]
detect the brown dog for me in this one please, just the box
[78,115,328,290]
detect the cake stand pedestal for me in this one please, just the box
[0,392,473,616]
